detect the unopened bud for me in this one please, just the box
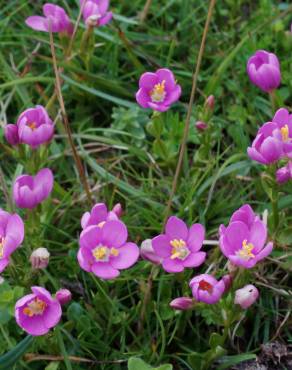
[170,297,194,310]
[30,248,50,269]
[112,203,123,218]
[0,276,4,285]
[56,289,72,305]
[195,121,208,132]
[4,124,19,146]
[222,274,232,293]
[140,239,162,265]
[234,284,259,309]
[205,95,215,111]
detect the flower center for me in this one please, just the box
[23,298,47,317]
[236,239,255,260]
[170,239,190,260]
[150,80,166,103]
[92,245,119,262]
[97,221,106,228]
[198,280,213,293]
[27,122,37,131]
[281,125,289,142]
[0,237,4,259]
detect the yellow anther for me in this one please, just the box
[23,298,46,317]
[0,237,4,258]
[92,246,108,261]
[27,122,37,131]
[170,239,189,260]
[237,239,255,260]
[97,221,106,228]
[150,80,166,103]
[281,125,289,142]
[110,248,119,257]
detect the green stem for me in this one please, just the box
[55,326,72,370]
[269,90,277,113]
[271,187,279,231]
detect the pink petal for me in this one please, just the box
[183,251,206,268]
[139,72,157,90]
[110,242,139,269]
[80,226,102,249]
[162,257,184,273]
[91,262,120,280]
[249,220,267,252]
[77,248,91,272]
[25,16,48,32]
[152,234,171,257]
[165,216,188,240]
[101,220,127,248]
[136,89,150,108]
[187,223,205,252]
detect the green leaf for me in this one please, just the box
[217,353,257,370]
[0,335,33,370]
[128,357,152,370]
[209,333,224,348]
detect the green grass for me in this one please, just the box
[0,0,291,369]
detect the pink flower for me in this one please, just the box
[195,121,208,132]
[80,0,112,27]
[26,3,73,35]
[152,216,206,273]
[234,284,259,309]
[81,203,119,230]
[170,297,194,310]
[5,106,54,149]
[13,168,54,209]
[189,274,225,304]
[136,69,182,112]
[30,248,50,269]
[15,286,62,336]
[112,203,123,218]
[140,239,162,265]
[219,205,273,269]
[55,289,72,305]
[0,210,24,273]
[247,50,281,93]
[276,162,292,184]
[78,220,139,280]
[269,108,292,158]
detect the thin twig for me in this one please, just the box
[49,27,93,205]
[25,353,127,365]
[163,0,216,226]
[139,0,153,23]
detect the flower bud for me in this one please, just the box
[205,95,215,111]
[112,203,123,218]
[222,274,232,293]
[140,239,162,265]
[55,289,72,305]
[234,284,259,309]
[170,297,194,310]
[0,276,4,285]
[30,247,50,269]
[195,121,208,132]
[276,162,292,184]
[4,124,19,146]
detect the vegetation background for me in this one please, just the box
[0,0,291,369]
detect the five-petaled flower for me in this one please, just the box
[152,216,206,273]
[0,210,24,273]
[15,286,62,336]
[78,220,139,280]
[219,205,273,268]
[136,69,182,112]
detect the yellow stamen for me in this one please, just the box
[150,80,166,103]
[27,122,37,131]
[237,239,255,260]
[110,248,119,257]
[0,237,4,258]
[170,239,189,260]
[97,221,106,228]
[23,298,46,317]
[92,246,108,261]
[281,125,289,142]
